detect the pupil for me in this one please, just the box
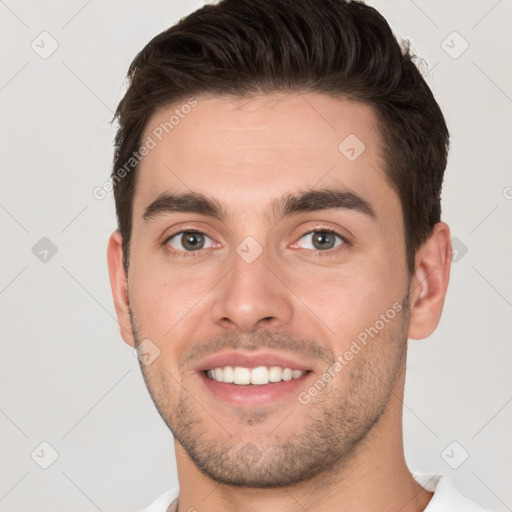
[183,233,204,250]
[313,232,334,250]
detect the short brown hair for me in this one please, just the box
[112,0,449,274]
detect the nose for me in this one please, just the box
[210,248,294,332]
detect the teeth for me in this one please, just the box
[206,366,305,385]
[268,366,282,382]
[292,369,303,379]
[223,365,234,383]
[251,366,269,385]
[233,366,251,385]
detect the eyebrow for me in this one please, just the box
[276,188,376,221]
[142,188,376,224]
[143,192,225,222]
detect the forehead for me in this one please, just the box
[133,93,397,221]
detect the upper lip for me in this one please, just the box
[194,350,313,372]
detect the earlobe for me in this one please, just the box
[408,222,452,340]
[107,230,136,347]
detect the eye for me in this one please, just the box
[296,230,344,251]
[166,231,215,251]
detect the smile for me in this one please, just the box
[205,366,306,385]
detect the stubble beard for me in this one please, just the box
[130,295,410,488]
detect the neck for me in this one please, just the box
[173,367,432,512]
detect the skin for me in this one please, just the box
[108,93,452,512]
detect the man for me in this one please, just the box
[107,0,487,510]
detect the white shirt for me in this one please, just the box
[139,474,487,512]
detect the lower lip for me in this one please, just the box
[198,371,312,407]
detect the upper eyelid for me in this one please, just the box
[163,227,348,250]
[164,230,216,254]
[300,228,343,237]
[163,227,213,242]
[292,229,347,248]
[166,228,208,236]
[164,226,344,238]
[164,229,215,246]
[296,227,348,242]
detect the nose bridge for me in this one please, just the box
[210,241,293,331]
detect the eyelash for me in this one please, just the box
[293,228,349,256]
[162,228,349,258]
[162,229,212,259]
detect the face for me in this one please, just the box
[124,93,412,486]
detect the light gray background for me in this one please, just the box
[1,1,511,511]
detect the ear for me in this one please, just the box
[408,222,452,340]
[107,230,135,347]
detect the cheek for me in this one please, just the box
[129,264,217,348]
[283,258,406,341]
